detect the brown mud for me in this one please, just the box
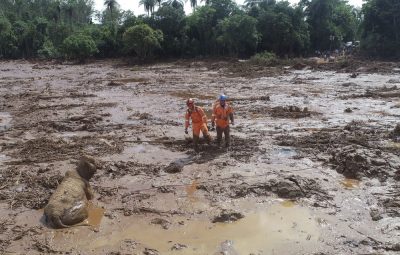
[1,58,400,254]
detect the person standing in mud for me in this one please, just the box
[212,94,234,147]
[185,98,212,150]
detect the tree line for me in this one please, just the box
[0,0,399,61]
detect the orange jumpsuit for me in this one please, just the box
[212,103,233,129]
[185,106,210,137]
[212,102,234,146]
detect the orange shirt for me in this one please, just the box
[212,103,233,128]
[185,106,207,128]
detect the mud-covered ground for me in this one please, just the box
[1,58,400,254]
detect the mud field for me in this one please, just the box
[1,59,400,254]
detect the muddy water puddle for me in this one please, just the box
[58,203,319,254]
[340,178,360,189]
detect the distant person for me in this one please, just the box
[212,94,234,148]
[185,98,211,151]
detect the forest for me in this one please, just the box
[0,0,399,60]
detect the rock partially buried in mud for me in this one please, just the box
[271,106,312,118]
[143,248,159,255]
[150,218,171,229]
[170,243,187,251]
[212,210,244,223]
[271,179,305,199]
[391,124,400,138]
[164,161,184,173]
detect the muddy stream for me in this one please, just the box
[1,59,400,254]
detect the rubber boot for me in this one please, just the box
[193,135,200,152]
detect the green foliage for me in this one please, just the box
[0,15,17,58]
[254,1,310,57]
[216,14,259,56]
[152,4,187,56]
[62,33,98,61]
[303,0,358,51]
[360,0,400,59]
[187,6,217,55]
[249,51,278,65]
[37,39,59,59]
[123,24,163,60]
[0,0,397,60]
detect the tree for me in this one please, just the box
[62,33,98,62]
[104,0,119,22]
[139,0,156,16]
[0,15,17,58]
[123,24,163,60]
[361,0,400,58]
[253,1,309,57]
[152,4,187,56]
[302,0,357,51]
[216,14,259,56]
[186,6,217,55]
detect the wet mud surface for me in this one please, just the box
[1,59,400,254]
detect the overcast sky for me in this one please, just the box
[94,0,364,15]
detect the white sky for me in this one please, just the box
[94,0,364,15]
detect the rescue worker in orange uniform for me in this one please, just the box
[185,98,212,150]
[212,94,234,147]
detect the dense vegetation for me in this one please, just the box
[0,0,398,61]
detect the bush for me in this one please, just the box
[249,51,278,66]
[123,24,163,61]
[62,33,98,62]
[37,39,59,59]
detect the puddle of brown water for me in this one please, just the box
[280,200,295,207]
[87,203,105,227]
[186,180,198,202]
[340,178,360,189]
[63,203,319,254]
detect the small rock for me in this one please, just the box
[143,248,159,255]
[344,108,353,113]
[170,243,187,251]
[212,210,244,223]
[370,208,383,221]
[150,218,171,229]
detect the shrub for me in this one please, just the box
[249,51,278,66]
[62,34,98,62]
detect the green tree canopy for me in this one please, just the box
[123,24,163,60]
[361,0,400,58]
[62,33,98,61]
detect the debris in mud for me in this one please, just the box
[170,243,187,251]
[391,124,400,138]
[107,81,124,86]
[277,124,400,180]
[143,248,159,255]
[212,210,244,223]
[387,79,400,84]
[0,166,63,209]
[10,136,123,163]
[164,161,184,173]
[345,86,400,99]
[150,218,171,229]
[331,146,391,179]
[128,112,152,120]
[271,106,312,118]
[342,82,358,87]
